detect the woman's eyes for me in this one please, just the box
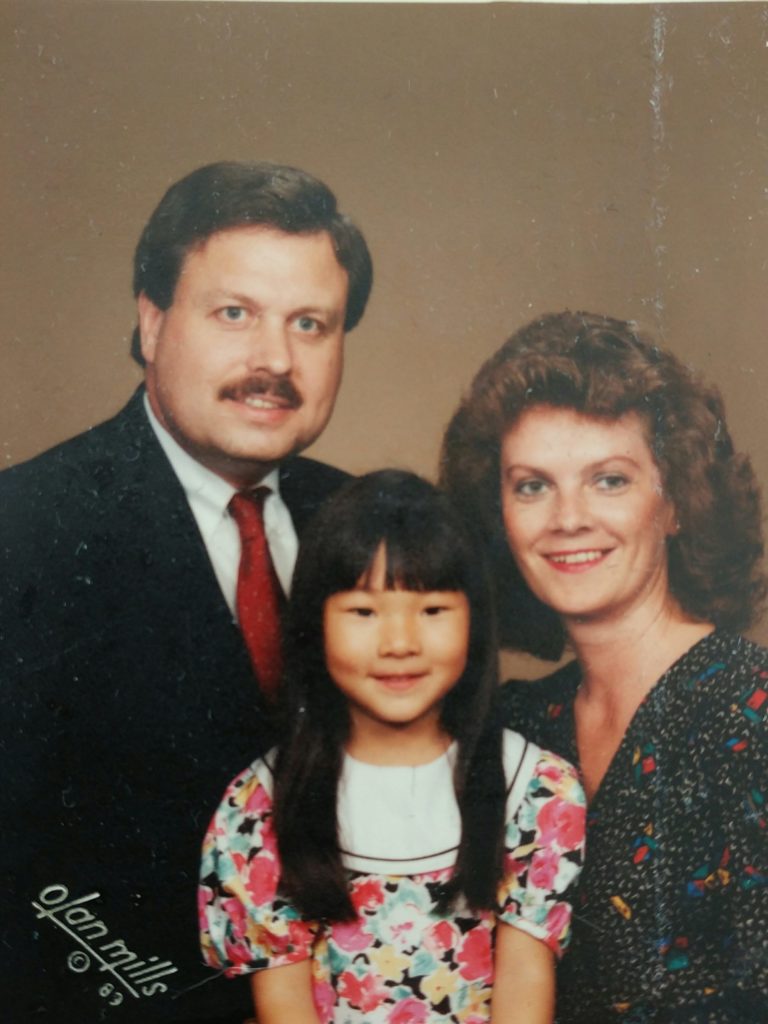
[512,473,630,496]
[513,478,548,498]
[595,473,630,491]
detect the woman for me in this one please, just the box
[441,311,768,1023]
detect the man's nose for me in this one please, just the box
[245,319,292,376]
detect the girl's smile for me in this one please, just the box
[323,545,470,762]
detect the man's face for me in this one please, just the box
[139,226,349,486]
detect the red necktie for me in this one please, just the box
[229,489,283,697]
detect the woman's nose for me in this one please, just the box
[551,488,591,533]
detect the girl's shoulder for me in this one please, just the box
[501,728,585,817]
[213,748,279,825]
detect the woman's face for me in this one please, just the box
[500,405,677,628]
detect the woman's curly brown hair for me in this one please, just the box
[440,311,767,659]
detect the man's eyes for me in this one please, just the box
[294,315,323,334]
[213,309,325,333]
[217,306,248,323]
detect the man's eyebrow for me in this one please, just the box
[199,288,254,304]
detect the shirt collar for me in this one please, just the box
[142,392,281,518]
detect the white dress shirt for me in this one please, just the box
[143,395,299,616]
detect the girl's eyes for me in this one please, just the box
[422,604,450,616]
[340,599,457,617]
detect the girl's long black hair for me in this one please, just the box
[272,469,507,921]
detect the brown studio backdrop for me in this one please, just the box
[3,1,768,662]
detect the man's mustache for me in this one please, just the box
[219,373,302,407]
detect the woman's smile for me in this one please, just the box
[544,548,612,571]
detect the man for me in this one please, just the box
[0,162,372,1022]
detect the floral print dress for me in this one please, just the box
[199,730,585,1023]
[501,632,768,1024]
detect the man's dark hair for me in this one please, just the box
[131,161,373,363]
[441,310,767,659]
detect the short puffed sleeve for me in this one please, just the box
[496,748,586,957]
[198,761,317,976]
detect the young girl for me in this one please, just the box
[199,470,585,1024]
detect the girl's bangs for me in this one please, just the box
[343,517,471,594]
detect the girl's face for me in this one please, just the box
[500,405,676,629]
[323,545,470,749]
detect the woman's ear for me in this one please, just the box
[665,500,681,538]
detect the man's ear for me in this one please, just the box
[137,292,165,364]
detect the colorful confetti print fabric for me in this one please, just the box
[199,733,585,1023]
[500,631,768,1023]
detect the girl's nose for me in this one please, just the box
[379,615,420,657]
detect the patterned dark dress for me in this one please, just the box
[500,631,768,1024]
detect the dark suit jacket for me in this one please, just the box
[0,389,349,1022]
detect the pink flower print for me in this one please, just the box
[529,846,561,890]
[544,901,572,951]
[311,979,336,1024]
[457,926,492,982]
[420,867,451,884]
[245,852,279,905]
[423,919,459,957]
[388,996,430,1023]
[379,898,428,951]
[197,885,214,930]
[537,758,565,785]
[350,876,386,912]
[259,818,279,857]
[502,853,528,879]
[391,919,417,946]
[271,918,313,959]
[337,970,389,1012]
[244,782,272,815]
[537,796,585,851]
[332,918,374,952]
[223,933,254,971]
[219,895,250,941]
